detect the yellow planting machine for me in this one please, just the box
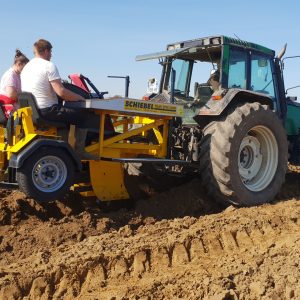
[0,92,184,202]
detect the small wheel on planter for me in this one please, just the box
[16,147,75,202]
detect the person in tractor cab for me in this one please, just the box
[21,39,98,160]
[207,69,221,93]
[0,50,29,117]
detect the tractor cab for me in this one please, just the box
[136,36,284,125]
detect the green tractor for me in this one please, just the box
[136,35,300,206]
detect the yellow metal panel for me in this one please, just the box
[101,148,122,158]
[80,191,96,197]
[0,152,5,170]
[35,128,57,136]
[89,160,129,201]
[103,119,164,146]
[134,117,154,124]
[72,183,96,197]
[153,127,163,144]
[85,142,99,154]
[101,147,156,157]
[113,117,135,127]
[9,134,37,153]
[123,117,129,133]
[106,143,161,150]
[0,127,4,167]
[161,119,169,157]
[99,112,105,156]
[14,125,22,144]
[0,127,4,145]
[104,148,157,157]
[16,108,35,135]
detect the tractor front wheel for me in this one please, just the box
[199,102,288,206]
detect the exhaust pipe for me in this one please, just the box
[277,43,287,60]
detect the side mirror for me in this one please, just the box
[147,78,158,94]
[286,96,297,102]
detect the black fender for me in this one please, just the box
[193,88,274,125]
[9,139,82,171]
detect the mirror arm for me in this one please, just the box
[285,85,300,95]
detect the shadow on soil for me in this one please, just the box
[1,172,299,230]
[0,178,224,227]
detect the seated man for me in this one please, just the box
[21,39,98,159]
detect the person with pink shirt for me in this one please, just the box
[0,50,29,117]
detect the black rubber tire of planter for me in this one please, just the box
[199,102,288,206]
[16,147,75,203]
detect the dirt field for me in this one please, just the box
[0,172,299,300]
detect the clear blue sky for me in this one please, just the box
[0,0,300,99]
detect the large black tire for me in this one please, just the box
[16,147,75,202]
[199,102,288,206]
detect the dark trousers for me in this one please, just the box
[40,104,100,129]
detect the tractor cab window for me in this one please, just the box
[166,58,216,102]
[167,59,190,97]
[250,54,275,97]
[190,61,216,102]
[228,49,247,89]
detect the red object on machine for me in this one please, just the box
[0,94,15,118]
[142,95,150,100]
[69,73,115,133]
[69,74,89,93]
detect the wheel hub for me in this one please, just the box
[43,169,54,178]
[38,163,60,185]
[32,156,67,193]
[239,136,262,181]
[238,126,278,192]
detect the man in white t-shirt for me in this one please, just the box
[21,39,98,159]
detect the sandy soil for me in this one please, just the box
[0,172,299,300]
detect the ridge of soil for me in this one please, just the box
[0,173,299,299]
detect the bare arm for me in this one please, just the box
[50,79,85,101]
[5,86,18,101]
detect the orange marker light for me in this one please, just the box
[212,95,223,100]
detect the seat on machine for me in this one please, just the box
[194,83,213,102]
[0,94,16,121]
[18,92,116,140]
[18,92,66,128]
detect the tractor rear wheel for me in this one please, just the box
[16,147,75,202]
[199,102,288,206]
